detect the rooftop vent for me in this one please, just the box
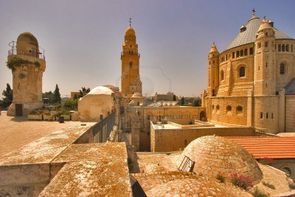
[240,25,246,32]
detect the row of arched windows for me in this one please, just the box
[220,47,254,62]
[212,104,244,114]
[277,44,293,53]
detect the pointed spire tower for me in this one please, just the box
[121,18,142,98]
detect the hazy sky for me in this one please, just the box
[0,0,295,97]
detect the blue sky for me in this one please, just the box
[0,0,295,97]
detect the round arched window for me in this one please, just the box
[239,66,246,77]
[226,105,232,112]
[280,63,285,75]
[236,106,243,114]
[220,70,224,81]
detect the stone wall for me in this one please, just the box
[150,125,254,152]
[286,95,295,132]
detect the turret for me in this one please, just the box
[254,18,276,96]
[208,42,219,96]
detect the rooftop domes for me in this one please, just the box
[176,136,263,184]
[17,32,39,46]
[226,14,292,50]
[209,42,219,53]
[87,86,113,95]
[257,19,273,32]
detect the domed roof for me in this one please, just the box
[176,136,263,184]
[146,178,252,196]
[125,26,136,36]
[17,32,39,47]
[226,15,292,50]
[87,86,113,95]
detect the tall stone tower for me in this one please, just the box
[254,19,276,96]
[121,21,142,98]
[7,32,46,116]
[208,42,219,96]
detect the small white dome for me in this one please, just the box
[88,86,113,95]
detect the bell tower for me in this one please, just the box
[208,42,219,96]
[121,19,142,97]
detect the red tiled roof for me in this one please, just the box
[225,136,295,159]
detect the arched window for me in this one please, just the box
[239,66,246,77]
[129,62,133,69]
[282,44,285,52]
[280,63,285,75]
[226,105,232,114]
[236,106,243,114]
[216,105,220,110]
[220,70,224,81]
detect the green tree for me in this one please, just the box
[0,84,13,109]
[63,98,77,110]
[79,87,90,98]
[179,97,185,106]
[53,84,61,104]
[193,97,201,106]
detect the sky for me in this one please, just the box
[0,0,295,97]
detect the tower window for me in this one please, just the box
[240,50,243,56]
[236,51,240,57]
[260,112,263,119]
[286,44,289,52]
[250,47,254,55]
[266,112,269,119]
[236,106,243,114]
[239,66,246,77]
[265,41,268,47]
[232,52,235,58]
[244,49,248,56]
[216,105,220,110]
[278,44,281,52]
[226,105,232,113]
[257,42,261,49]
[282,44,285,52]
[220,70,225,81]
[280,63,285,75]
[129,62,133,69]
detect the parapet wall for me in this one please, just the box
[150,125,255,152]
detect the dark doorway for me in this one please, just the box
[15,104,23,116]
[200,111,207,121]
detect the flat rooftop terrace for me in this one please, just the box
[0,112,84,156]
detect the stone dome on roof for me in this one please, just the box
[176,136,263,184]
[87,86,113,95]
[226,14,292,50]
[125,26,136,36]
[146,178,252,196]
[17,32,39,47]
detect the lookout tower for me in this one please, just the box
[7,32,46,116]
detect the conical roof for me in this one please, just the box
[226,15,292,50]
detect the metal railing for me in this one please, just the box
[8,41,46,60]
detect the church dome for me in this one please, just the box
[209,42,219,53]
[226,14,292,50]
[176,136,263,184]
[131,92,143,99]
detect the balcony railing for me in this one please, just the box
[8,41,46,60]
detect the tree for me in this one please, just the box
[179,97,185,106]
[193,97,201,106]
[63,98,77,110]
[53,84,61,104]
[79,87,90,98]
[0,83,13,109]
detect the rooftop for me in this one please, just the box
[226,14,292,50]
[226,136,295,159]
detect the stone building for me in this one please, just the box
[121,23,142,98]
[7,32,46,116]
[204,11,295,133]
[78,86,115,122]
